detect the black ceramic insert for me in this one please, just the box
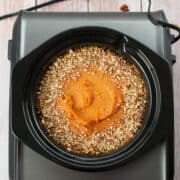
[12,27,172,171]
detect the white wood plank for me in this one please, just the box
[37,0,88,11]
[0,1,36,180]
[89,0,141,11]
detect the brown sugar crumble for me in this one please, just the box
[35,44,149,156]
[120,4,129,12]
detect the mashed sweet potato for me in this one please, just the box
[58,67,124,136]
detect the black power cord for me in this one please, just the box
[0,0,66,20]
[147,0,180,44]
[0,0,180,44]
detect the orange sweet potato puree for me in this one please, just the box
[58,68,124,136]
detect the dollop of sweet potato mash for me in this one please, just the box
[58,68,124,135]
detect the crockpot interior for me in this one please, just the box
[32,42,151,156]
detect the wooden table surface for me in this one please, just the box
[0,0,179,179]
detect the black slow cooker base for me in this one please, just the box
[9,11,172,179]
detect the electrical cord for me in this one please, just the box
[0,0,66,20]
[0,0,180,44]
[147,0,180,44]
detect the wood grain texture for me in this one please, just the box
[0,0,179,180]
[0,1,36,180]
[89,0,141,11]
[37,0,88,11]
[141,1,180,179]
